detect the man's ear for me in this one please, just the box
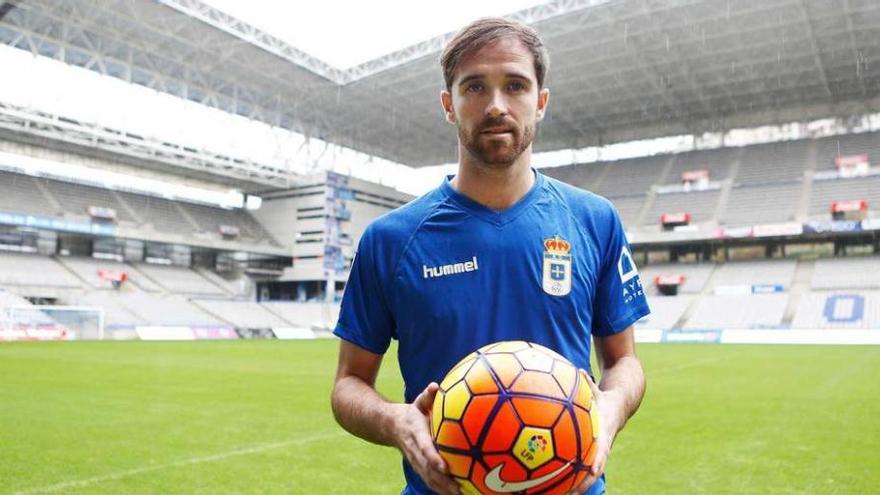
[536,87,550,121]
[440,90,456,125]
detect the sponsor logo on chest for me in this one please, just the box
[542,236,572,296]
[423,256,479,279]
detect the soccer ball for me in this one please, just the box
[430,341,598,495]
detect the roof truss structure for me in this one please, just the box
[0,0,878,180]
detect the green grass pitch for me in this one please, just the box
[1,340,878,494]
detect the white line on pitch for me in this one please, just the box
[13,430,345,494]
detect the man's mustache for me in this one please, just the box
[478,117,517,133]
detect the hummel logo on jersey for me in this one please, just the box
[423,256,479,279]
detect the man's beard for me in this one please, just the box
[459,116,535,168]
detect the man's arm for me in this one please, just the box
[568,325,646,494]
[331,340,460,495]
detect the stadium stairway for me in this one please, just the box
[781,258,816,327]
[109,189,144,223]
[712,154,742,223]
[794,141,819,221]
[193,268,240,297]
[32,178,62,214]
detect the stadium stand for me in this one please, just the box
[811,256,880,290]
[0,170,57,216]
[69,291,146,328]
[0,253,84,288]
[637,263,716,295]
[193,300,288,328]
[684,294,789,329]
[710,259,798,289]
[261,302,340,329]
[58,256,131,290]
[735,140,811,185]
[0,288,33,308]
[808,176,880,217]
[113,190,198,234]
[643,189,721,226]
[594,156,670,198]
[42,179,137,222]
[117,293,223,326]
[0,169,278,245]
[636,295,693,329]
[664,147,738,183]
[131,263,226,296]
[813,131,880,172]
[180,202,276,243]
[193,268,240,296]
[720,182,803,226]
[791,291,880,329]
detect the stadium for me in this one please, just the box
[0,0,878,493]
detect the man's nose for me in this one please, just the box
[486,90,508,118]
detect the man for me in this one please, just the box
[331,17,649,495]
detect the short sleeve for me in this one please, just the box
[591,205,650,336]
[333,226,395,354]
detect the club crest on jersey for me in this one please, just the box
[542,236,572,296]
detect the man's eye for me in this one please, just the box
[509,82,526,91]
[466,83,483,93]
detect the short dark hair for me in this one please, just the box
[440,17,549,92]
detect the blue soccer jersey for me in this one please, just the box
[335,170,650,495]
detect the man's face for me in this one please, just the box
[441,37,549,168]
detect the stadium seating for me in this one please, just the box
[636,295,693,329]
[684,294,789,329]
[813,131,880,172]
[58,256,131,290]
[643,189,721,226]
[42,179,136,222]
[637,262,716,294]
[0,289,33,308]
[179,202,275,243]
[116,292,223,326]
[0,170,57,216]
[808,176,880,217]
[193,300,288,328]
[736,140,811,185]
[113,190,198,234]
[720,182,803,226]
[664,147,738,183]
[69,291,146,328]
[0,253,84,288]
[791,291,880,329]
[131,263,226,295]
[710,259,797,289]
[811,256,880,290]
[0,169,280,245]
[594,155,669,198]
[261,302,340,329]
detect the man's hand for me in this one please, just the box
[391,382,460,495]
[567,372,623,495]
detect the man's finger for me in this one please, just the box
[418,433,447,474]
[414,382,440,414]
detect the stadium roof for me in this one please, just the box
[1,0,879,169]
